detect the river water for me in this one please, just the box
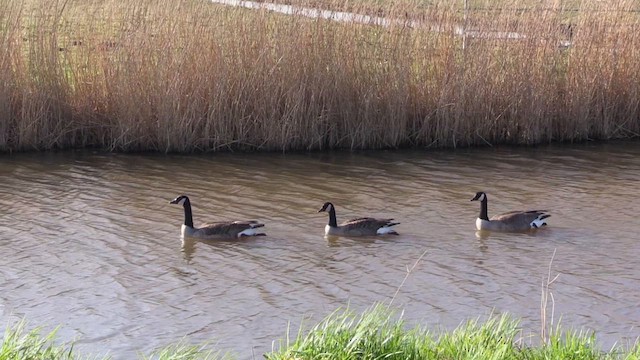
[1,142,639,358]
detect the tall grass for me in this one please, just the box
[1,0,639,152]
[0,322,76,360]
[0,321,225,360]
[141,341,229,360]
[266,304,640,359]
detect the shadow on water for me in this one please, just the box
[1,141,640,358]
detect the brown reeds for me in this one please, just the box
[1,0,639,152]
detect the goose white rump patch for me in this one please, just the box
[238,227,261,237]
[376,225,396,235]
[530,216,548,228]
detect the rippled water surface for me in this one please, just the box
[1,142,640,358]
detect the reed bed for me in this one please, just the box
[1,0,639,152]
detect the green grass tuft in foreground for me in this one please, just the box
[140,341,229,360]
[0,322,76,360]
[266,304,434,359]
[3,306,640,359]
[265,304,640,360]
[0,321,224,360]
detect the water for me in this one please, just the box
[1,142,639,358]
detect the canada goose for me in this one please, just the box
[470,191,550,232]
[318,202,399,236]
[170,195,265,239]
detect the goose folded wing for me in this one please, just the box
[490,210,548,223]
[341,217,395,229]
[199,221,262,236]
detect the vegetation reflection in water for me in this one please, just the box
[4,305,640,360]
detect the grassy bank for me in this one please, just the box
[3,306,640,359]
[1,0,639,152]
[0,321,225,360]
[267,305,640,359]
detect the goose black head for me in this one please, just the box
[170,195,190,205]
[318,202,334,213]
[470,192,486,202]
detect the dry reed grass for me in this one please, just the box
[1,0,639,152]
